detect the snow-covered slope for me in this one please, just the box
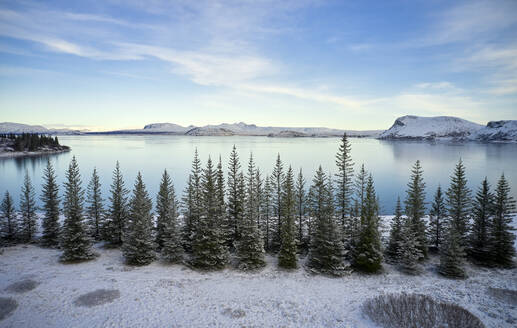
[0,122,50,134]
[109,122,382,137]
[143,123,193,133]
[469,120,517,142]
[0,122,81,135]
[379,115,483,140]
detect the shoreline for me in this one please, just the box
[0,147,70,159]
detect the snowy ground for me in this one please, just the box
[1,218,517,328]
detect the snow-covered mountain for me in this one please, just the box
[143,123,194,133]
[378,115,483,140]
[0,122,81,135]
[469,120,517,142]
[112,121,382,137]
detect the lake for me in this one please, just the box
[1,135,516,214]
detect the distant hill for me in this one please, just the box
[378,116,483,140]
[0,122,82,135]
[468,120,517,142]
[103,121,382,137]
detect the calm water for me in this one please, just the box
[1,135,516,214]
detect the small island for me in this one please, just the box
[0,133,70,158]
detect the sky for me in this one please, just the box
[0,0,516,131]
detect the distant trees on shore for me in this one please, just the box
[0,133,62,152]
[1,135,515,277]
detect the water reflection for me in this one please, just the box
[0,136,515,214]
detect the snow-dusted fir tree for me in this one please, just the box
[271,154,284,252]
[20,172,37,242]
[182,149,203,252]
[386,197,403,262]
[354,164,368,209]
[61,157,94,262]
[398,217,423,274]
[156,170,184,263]
[40,159,60,247]
[254,168,263,230]
[278,166,297,269]
[0,191,17,241]
[237,154,266,270]
[438,226,466,278]
[86,168,104,240]
[123,172,156,265]
[446,159,471,249]
[181,175,194,252]
[226,145,243,246]
[158,170,183,263]
[428,185,446,252]
[404,160,427,258]
[489,174,516,268]
[216,157,229,244]
[295,168,307,251]
[191,157,229,269]
[353,174,383,273]
[347,164,367,259]
[307,167,346,276]
[335,133,354,239]
[468,178,493,264]
[104,161,129,246]
[261,175,274,252]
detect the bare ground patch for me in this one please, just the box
[0,297,18,321]
[5,279,40,294]
[487,287,517,306]
[221,307,246,319]
[73,289,121,307]
[363,293,485,328]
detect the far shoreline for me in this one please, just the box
[0,147,71,159]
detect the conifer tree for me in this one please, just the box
[404,160,427,258]
[307,167,346,275]
[86,168,104,240]
[181,175,195,252]
[20,172,37,242]
[468,178,493,264]
[237,154,266,270]
[354,164,368,209]
[191,157,229,269]
[227,145,243,246]
[398,217,423,274]
[61,157,94,262]
[353,174,382,273]
[489,174,516,267]
[271,154,284,251]
[446,159,471,249]
[156,170,175,248]
[386,197,403,262]
[347,164,367,258]
[254,168,263,229]
[428,185,446,252]
[104,161,129,246]
[278,166,297,269]
[182,149,203,251]
[0,191,17,241]
[40,159,60,247]
[123,172,156,265]
[438,227,466,278]
[156,170,183,263]
[295,168,306,250]
[261,175,274,252]
[335,133,354,234]
[216,156,229,245]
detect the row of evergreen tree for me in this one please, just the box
[0,135,515,278]
[0,133,61,151]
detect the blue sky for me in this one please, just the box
[0,0,516,131]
